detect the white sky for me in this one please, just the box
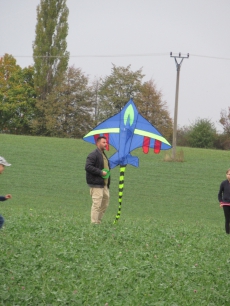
[1,0,230,132]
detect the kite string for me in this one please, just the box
[114,166,126,224]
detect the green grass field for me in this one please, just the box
[1,134,230,305]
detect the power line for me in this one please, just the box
[190,54,230,61]
[0,53,168,58]
[1,53,230,60]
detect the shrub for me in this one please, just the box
[187,118,216,148]
[214,133,230,150]
[177,125,191,147]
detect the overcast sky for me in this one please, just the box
[1,0,230,132]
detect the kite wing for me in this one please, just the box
[130,111,171,153]
[83,111,121,152]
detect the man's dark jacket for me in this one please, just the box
[85,148,110,188]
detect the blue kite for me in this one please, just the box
[83,99,172,223]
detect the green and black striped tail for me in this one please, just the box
[114,166,126,224]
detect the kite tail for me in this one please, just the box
[114,166,126,224]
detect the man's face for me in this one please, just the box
[0,164,5,174]
[226,171,230,181]
[97,138,107,151]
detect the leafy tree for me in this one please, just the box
[219,107,230,134]
[32,66,93,137]
[98,64,144,121]
[188,118,216,148]
[90,78,101,125]
[32,0,69,134]
[213,108,230,149]
[135,80,173,141]
[33,0,69,98]
[0,54,36,134]
[0,54,20,81]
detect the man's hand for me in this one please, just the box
[5,194,12,199]
[102,171,107,176]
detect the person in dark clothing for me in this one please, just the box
[218,168,230,234]
[0,156,12,229]
[85,136,111,224]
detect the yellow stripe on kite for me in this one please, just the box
[83,128,119,138]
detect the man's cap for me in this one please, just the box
[0,156,11,166]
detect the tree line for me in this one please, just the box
[0,54,173,140]
[0,0,229,150]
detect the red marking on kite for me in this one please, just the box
[142,136,150,154]
[104,133,110,151]
[154,140,161,154]
[94,134,100,143]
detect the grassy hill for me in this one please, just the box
[0,134,230,305]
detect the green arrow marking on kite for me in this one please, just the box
[124,104,134,126]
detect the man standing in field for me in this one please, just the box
[0,156,12,229]
[85,136,110,224]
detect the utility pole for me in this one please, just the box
[170,52,189,160]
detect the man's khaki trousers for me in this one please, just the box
[90,186,110,224]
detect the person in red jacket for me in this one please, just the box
[0,156,12,229]
[218,168,230,234]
